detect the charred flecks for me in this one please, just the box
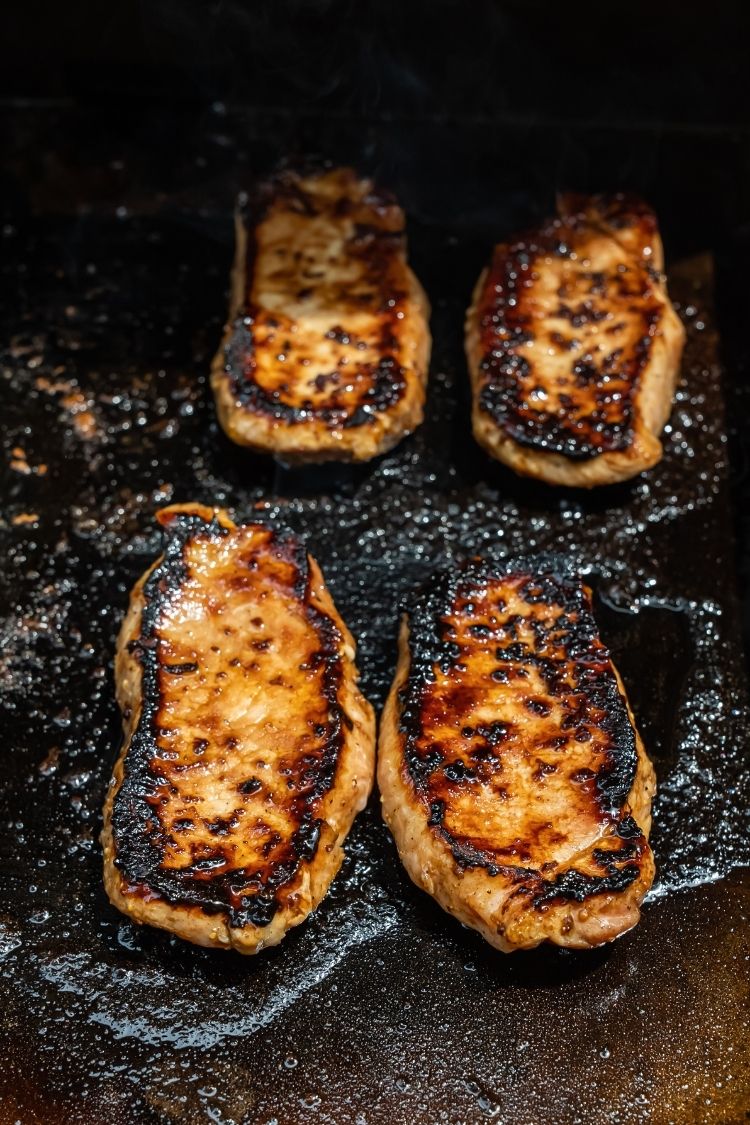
[475,198,664,459]
[295,816,324,860]
[343,357,407,427]
[427,800,445,827]
[226,316,408,430]
[225,170,410,430]
[163,662,198,675]
[443,760,477,783]
[111,512,346,930]
[616,815,643,839]
[238,777,262,795]
[399,556,642,890]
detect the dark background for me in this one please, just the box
[1,0,749,125]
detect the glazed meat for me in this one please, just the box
[378,559,656,952]
[211,166,431,463]
[102,503,375,953]
[465,194,685,486]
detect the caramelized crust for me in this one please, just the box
[465,194,685,486]
[211,167,431,463]
[378,559,656,951]
[102,504,375,953]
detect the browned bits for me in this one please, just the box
[401,561,643,876]
[109,508,348,930]
[474,203,665,459]
[211,166,431,463]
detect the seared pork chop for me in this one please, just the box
[378,559,656,952]
[102,503,375,953]
[465,194,685,487]
[211,166,431,463]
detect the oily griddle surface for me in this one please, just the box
[1,107,749,1125]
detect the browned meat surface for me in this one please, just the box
[211,166,431,463]
[102,503,375,953]
[465,194,685,486]
[378,559,656,951]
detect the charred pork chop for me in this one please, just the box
[378,559,656,952]
[102,503,375,953]
[211,166,431,463]
[465,194,685,487]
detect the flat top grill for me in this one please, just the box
[0,103,749,1124]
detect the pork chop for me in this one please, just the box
[211,166,431,463]
[465,194,685,486]
[102,503,375,953]
[378,558,656,951]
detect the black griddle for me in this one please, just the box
[1,103,749,1125]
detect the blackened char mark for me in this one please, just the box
[225,169,409,429]
[111,511,345,930]
[476,196,663,459]
[530,862,640,908]
[530,824,648,910]
[399,555,643,895]
[226,315,407,429]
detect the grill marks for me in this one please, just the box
[469,193,681,464]
[399,559,652,911]
[110,507,350,930]
[213,166,431,461]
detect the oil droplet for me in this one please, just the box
[0,933,21,961]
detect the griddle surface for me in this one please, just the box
[1,106,748,1124]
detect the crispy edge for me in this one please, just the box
[101,503,376,953]
[378,615,656,952]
